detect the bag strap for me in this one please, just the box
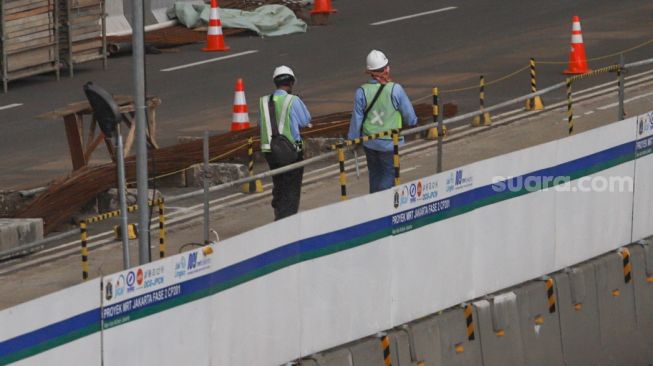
[268,94,280,137]
[360,83,386,136]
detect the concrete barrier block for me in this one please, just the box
[311,348,352,366]
[593,251,646,365]
[186,163,248,188]
[97,188,162,213]
[627,244,653,362]
[474,293,525,366]
[514,280,564,366]
[0,218,44,252]
[552,264,602,366]
[405,317,442,366]
[387,329,414,366]
[349,337,385,366]
[432,307,482,366]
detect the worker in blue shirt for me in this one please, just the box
[348,50,418,193]
[259,65,312,220]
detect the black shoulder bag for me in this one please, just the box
[268,94,299,166]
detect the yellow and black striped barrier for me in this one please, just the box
[525,58,544,111]
[158,199,166,258]
[338,148,347,201]
[426,87,440,140]
[80,221,89,281]
[545,277,556,313]
[392,131,400,186]
[621,248,632,284]
[242,137,263,193]
[566,78,574,135]
[380,334,392,366]
[329,130,394,151]
[86,204,139,224]
[472,75,492,127]
[464,303,475,341]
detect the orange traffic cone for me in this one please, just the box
[564,16,590,74]
[231,78,250,131]
[203,0,229,52]
[311,0,337,14]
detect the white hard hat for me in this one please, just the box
[272,65,296,81]
[366,50,388,71]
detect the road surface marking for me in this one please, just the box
[161,50,258,72]
[584,111,595,115]
[597,91,653,110]
[370,7,457,26]
[0,103,23,111]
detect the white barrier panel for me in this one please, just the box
[633,111,653,240]
[101,246,214,365]
[0,279,102,366]
[106,0,131,36]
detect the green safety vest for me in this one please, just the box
[361,82,402,139]
[259,93,297,152]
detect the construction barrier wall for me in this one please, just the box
[0,111,652,365]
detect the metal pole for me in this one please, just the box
[132,0,149,264]
[393,130,400,186]
[618,54,625,121]
[434,87,444,173]
[338,148,347,201]
[566,78,574,135]
[203,131,210,244]
[116,127,130,269]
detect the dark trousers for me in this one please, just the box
[264,152,304,221]
[364,147,395,193]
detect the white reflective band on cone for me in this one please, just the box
[232,113,250,123]
[234,92,246,104]
[208,27,222,36]
[571,34,583,44]
[210,8,219,19]
[572,22,581,31]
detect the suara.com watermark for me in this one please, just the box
[491,175,634,193]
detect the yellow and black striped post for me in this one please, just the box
[621,248,632,284]
[158,199,166,258]
[380,335,392,366]
[566,78,574,135]
[472,75,492,126]
[525,58,544,111]
[242,137,263,193]
[392,131,400,186]
[545,278,556,313]
[426,87,440,140]
[464,303,475,340]
[80,221,89,281]
[338,148,347,201]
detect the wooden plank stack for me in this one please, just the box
[0,0,60,93]
[57,0,107,77]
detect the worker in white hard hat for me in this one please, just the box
[347,50,418,193]
[259,65,312,220]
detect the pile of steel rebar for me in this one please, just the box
[16,103,452,233]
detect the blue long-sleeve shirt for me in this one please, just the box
[348,80,418,152]
[268,89,311,141]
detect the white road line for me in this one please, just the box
[161,50,258,72]
[0,103,23,111]
[370,7,457,26]
[584,111,595,115]
[597,91,653,110]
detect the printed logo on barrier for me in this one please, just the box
[446,169,473,192]
[638,112,653,136]
[136,268,144,286]
[105,279,113,301]
[115,274,126,299]
[126,271,136,287]
[143,265,165,289]
[174,255,188,278]
[174,250,211,279]
[394,179,438,208]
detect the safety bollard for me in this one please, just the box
[426,87,440,140]
[242,137,263,193]
[525,58,545,111]
[464,303,476,340]
[566,78,574,135]
[380,334,392,366]
[80,221,89,281]
[392,130,400,186]
[617,54,626,120]
[158,199,166,258]
[545,277,556,313]
[338,148,347,201]
[472,75,492,126]
[620,248,632,284]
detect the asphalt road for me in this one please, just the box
[1,0,652,188]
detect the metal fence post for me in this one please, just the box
[338,148,347,201]
[473,75,492,126]
[526,58,544,111]
[434,87,445,173]
[566,78,574,135]
[393,130,400,186]
[158,199,166,258]
[618,54,626,120]
[203,131,210,244]
[80,221,89,281]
